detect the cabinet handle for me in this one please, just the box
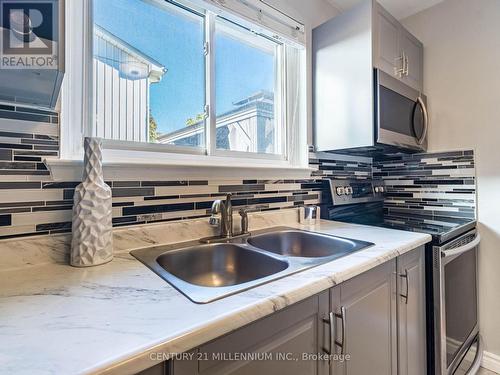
[323,307,346,356]
[335,306,346,355]
[394,53,405,77]
[322,311,335,357]
[399,269,409,304]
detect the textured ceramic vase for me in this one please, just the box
[70,137,113,267]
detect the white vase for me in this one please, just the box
[70,137,113,267]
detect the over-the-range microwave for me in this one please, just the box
[375,69,428,152]
[314,69,428,154]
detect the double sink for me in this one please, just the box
[131,227,373,303]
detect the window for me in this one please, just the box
[92,0,206,148]
[214,19,283,155]
[60,0,306,168]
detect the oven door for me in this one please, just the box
[376,70,428,151]
[433,230,481,374]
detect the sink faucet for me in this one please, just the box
[202,194,251,243]
[210,193,233,238]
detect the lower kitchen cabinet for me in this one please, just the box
[136,362,168,375]
[139,247,426,375]
[171,292,329,375]
[330,259,398,375]
[397,246,426,375]
[327,246,426,375]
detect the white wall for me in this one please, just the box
[266,0,340,145]
[403,0,500,363]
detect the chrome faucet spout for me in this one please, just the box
[203,193,249,243]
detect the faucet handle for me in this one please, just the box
[209,215,220,227]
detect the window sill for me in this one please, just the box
[45,157,313,181]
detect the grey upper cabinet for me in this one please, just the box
[330,259,397,375]
[397,246,426,375]
[313,0,425,152]
[373,3,401,78]
[171,293,329,375]
[373,2,424,92]
[399,28,424,92]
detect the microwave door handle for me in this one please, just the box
[414,96,428,145]
[441,233,481,259]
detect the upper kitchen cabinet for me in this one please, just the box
[373,3,424,91]
[398,27,423,91]
[313,0,427,154]
[373,4,401,79]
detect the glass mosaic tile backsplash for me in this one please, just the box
[0,105,476,239]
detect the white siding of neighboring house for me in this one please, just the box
[220,106,275,153]
[92,28,164,143]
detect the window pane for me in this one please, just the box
[93,0,205,147]
[215,18,281,154]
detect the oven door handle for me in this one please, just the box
[466,335,483,375]
[441,233,481,259]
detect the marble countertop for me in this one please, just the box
[0,210,431,375]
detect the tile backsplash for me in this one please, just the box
[0,107,371,238]
[0,104,59,176]
[0,104,477,240]
[373,150,476,226]
[309,151,372,180]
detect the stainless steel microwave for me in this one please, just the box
[313,68,428,154]
[376,69,428,152]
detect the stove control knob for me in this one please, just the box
[379,186,385,193]
[374,186,380,193]
[345,186,353,195]
[336,186,345,196]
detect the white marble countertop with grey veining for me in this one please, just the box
[0,209,431,375]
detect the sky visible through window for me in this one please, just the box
[94,0,275,137]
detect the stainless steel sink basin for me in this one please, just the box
[247,229,372,258]
[131,227,374,303]
[156,243,288,287]
[132,241,291,303]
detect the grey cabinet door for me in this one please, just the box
[331,260,397,375]
[136,362,167,375]
[397,246,426,375]
[399,27,424,91]
[374,3,423,92]
[373,3,401,78]
[172,293,329,375]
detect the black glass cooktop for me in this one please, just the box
[382,217,476,245]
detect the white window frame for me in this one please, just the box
[58,0,308,177]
